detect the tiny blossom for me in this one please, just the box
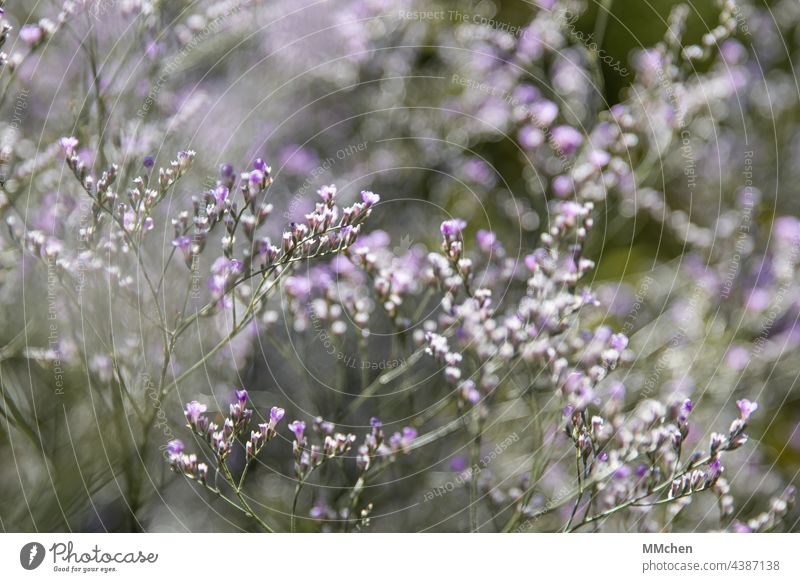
[19,24,42,46]
[736,399,758,421]
[530,99,558,127]
[360,191,380,206]
[59,136,79,155]
[166,439,184,455]
[609,333,628,352]
[318,184,337,203]
[172,235,191,251]
[440,219,466,238]
[706,458,723,484]
[678,398,693,421]
[550,125,584,155]
[288,420,306,442]
[270,406,285,425]
[184,401,207,424]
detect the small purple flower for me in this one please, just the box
[370,417,382,428]
[248,170,264,185]
[524,254,538,271]
[184,401,207,424]
[440,218,467,238]
[678,398,693,421]
[360,190,380,206]
[172,236,191,252]
[613,465,631,480]
[253,158,268,173]
[551,125,584,156]
[19,25,42,46]
[530,99,558,127]
[208,275,226,298]
[228,259,243,275]
[288,420,306,442]
[235,388,248,404]
[450,456,468,472]
[519,125,544,149]
[402,427,417,441]
[552,175,573,198]
[143,155,155,168]
[318,184,337,203]
[213,185,229,205]
[706,458,723,482]
[588,149,611,167]
[476,229,497,251]
[59,136,79,155]
[559,201,583,220]
[220,163,235,179]
[736,399,758,421]
[270,406,285,425]
[710,432,726,453]
[166,439,184,455]
[609,333,628,352]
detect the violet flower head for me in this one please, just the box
[609,333,629,352]
[613,465,631,480]
[172,236,191,252]
[476,229,497,252]
[19,24,42,46]
[143,155,155,168]
[551,125,584,155]
[213,185,229,205]
[220,163,235,180]
[318,184,337,203]
[736,399,758,422]
[288,420,306,442]
[552,175,573,198]
[253,158,268,173]
[588,149,611,167]
[519,125,544,149]
[678,398,693,421]
[270,406,285,425]
[235,388,248,405]
[59,136,79,156]
[530,99,558,127]
[248,170,264,185]
[706,458,724,483]
[184,401,207,424]
[361,190,380,206]
[166,439,184,456]
[440,219,466,238]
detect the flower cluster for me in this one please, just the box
[170,389,284,477]
[289,416,357,481]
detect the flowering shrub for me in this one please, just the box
[0,0,797,533]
